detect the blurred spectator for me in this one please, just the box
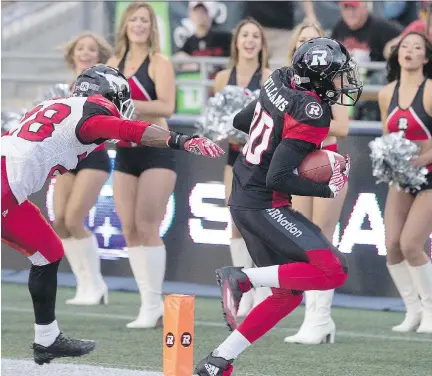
[331,1,403,63]
[384,1,432,59]
[383,1,418,27]
[175,1,231,72]
[332,1,403,120]
[242,0,317,63]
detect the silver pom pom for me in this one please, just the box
[194,85,260,142]
[369,131,428,192]
[40,83,71,103]
[1,109,26,134]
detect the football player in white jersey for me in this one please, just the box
[1,64,223,365]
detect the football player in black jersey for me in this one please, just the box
[194,37,363,376]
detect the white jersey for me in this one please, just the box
[2,96,102,204]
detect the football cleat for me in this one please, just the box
[32,332,95,365]
[194,352,234,376]
[215,266,252,331]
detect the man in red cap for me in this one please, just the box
[332,1,402,62]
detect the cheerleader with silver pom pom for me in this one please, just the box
[377,31,432,334]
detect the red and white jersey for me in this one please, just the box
[2,96,116,204]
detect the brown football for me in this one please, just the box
[297,150,346,184]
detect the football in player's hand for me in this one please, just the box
[296,150,346,184]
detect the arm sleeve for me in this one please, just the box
[76,95,151,144]
[233,99,258,134]
[78,115,151,145]
[266,139,332,198]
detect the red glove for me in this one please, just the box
[167,131,224,158]
[184,137,225,158]
[328,155,350,198]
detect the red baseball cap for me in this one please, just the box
[340,1,362,6]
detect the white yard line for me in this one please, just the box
[2,358,272,376]
[3,306,432,343]
[1,359,162,376]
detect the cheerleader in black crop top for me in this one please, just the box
[106,3,177,330]
[213,18,273,317]
[113,53,176,174]
[378,31,432,334]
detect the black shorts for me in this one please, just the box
[230,206,348,272]
[70,148,110,175]
[227,144,243,167]
[410,172,432,197]
[114,146,176,177]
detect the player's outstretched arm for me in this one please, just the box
[78,115,224,158]
[266,139,334,198]
[141,123,224,158]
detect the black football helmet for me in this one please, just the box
[73,64,135,119]
[291,37,363,106]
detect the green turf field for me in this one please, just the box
[2,283,432,376]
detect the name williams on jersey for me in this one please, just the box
[263,77,289,112]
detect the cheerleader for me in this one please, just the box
[378,31,432,333]
[106,2,177,328]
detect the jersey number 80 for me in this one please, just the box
[242,101,275,165]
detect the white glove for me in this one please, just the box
[328,155,350,197]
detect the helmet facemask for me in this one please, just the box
[325,60,363,106]
[119,98,135,120]
[117,89,135,120]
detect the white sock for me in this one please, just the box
[34,320,60,347]
[242,265,280,288]
[213,330,251,360]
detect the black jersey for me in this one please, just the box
[229,67,333,210]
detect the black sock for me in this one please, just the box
[28,259,61,325]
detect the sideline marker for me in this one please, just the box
[163,294,195,376]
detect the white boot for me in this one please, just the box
[230,238,254,316]
[62,237,87,304]
[78,235,108,305]
[284,290,317,343]
[284,290,335,345]
[388,261,422,332]
[127,245,165,329]
[66,235,108,306]
[408,261,432,333]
